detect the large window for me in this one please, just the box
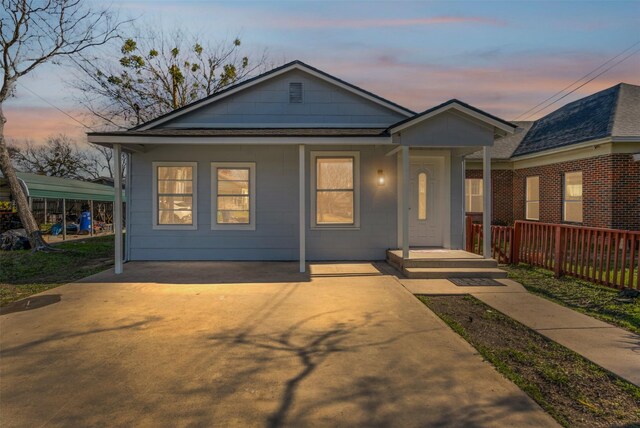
[311,151,360,228]
[153,162,197,229]
[563,171,583,223]
[465,178,483,213]
[211,162,256,230]
[525,176,540,220]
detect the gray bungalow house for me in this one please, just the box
[88,60,516,273]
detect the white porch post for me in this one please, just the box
[402,146,410,259]
[114,144,123,274]
[298,145,306,273]
[482,145,492,258]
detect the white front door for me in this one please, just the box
[409,158,444,247]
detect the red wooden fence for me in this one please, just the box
[465,216,640,289]
[465,216,513,264]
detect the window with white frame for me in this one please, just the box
[563,171,583,223]
[465,178,483,212]
[525,176,540,220]
[153,162,197,229]
[211,162,256,230]
[311,152,360,228]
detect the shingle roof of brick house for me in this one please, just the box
[512,83,640,157]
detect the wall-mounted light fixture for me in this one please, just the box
[377,169,385,186]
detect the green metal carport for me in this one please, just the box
[0,172,125,239]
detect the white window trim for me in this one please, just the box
[525,176,540,220]
[152,161,198,230]
[310,151,360,230]
[211,162,256,231]
[563,171,583,223]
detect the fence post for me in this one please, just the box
[512,221,521,264]
[465,215,473,252]
[554,225,563,277]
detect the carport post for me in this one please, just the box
[44,198,47,223]
[482,145,492,258]
[62,198,67,241]
[299,144,306,273]
[114,144,123,274]
[89,200,94,236]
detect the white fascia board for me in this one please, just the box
[138,63,413,130]
[389,102,516,135]
[87,135,393,146]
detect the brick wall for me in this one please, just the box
[466,154,640,231]
[465,169,514,225]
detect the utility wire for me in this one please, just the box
[521,46,640,120]
[514,40,640,120]
[17,81,96,131]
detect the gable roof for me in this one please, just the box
[512,83,640,157]
[387,99,517,136]
[466,121,534,160]
[133,60,415,131]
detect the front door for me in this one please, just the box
[409,158,444,247]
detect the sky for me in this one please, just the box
[4,0,640,143]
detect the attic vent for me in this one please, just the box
[289,82,303,103]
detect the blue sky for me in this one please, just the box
[5,0,640,141]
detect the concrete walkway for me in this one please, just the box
[0,262,557,427]
[402,277,640,386]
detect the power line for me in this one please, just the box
[17,81,95,131]
[514,40,640,120]
[521,46,640,120]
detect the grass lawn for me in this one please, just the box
[505,264,640,335]
[419,295,640,427]
[0,235,115,306]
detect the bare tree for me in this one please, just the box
[11,134,89,178]
[73,26,269,129]
[0,0,124,250]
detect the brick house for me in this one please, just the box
[465,83,640,230]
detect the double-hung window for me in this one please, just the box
[153,162,197,229]
[311,152,360,228]
[525,176,540,220]
[211,162,256,230]
[563,171,583,223]
[465,178,483,213]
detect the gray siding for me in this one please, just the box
[399,111,494,147]
[160,70,407,128]
[129,144,397,261]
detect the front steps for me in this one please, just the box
[386,249,508,279]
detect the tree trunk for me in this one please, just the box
[0,101,54,251]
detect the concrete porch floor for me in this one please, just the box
[0,261,556,427]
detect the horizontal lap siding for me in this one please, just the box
[129,145,298,260]
[305,145,397,260]
[129,144,398,261]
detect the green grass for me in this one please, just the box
[418,295,640,427]
[505,264,640,335]
[0,235,115,306]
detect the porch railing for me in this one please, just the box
[465,216,640,289]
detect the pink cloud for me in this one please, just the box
[4,106,88,143]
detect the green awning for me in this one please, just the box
[1,172,125,202]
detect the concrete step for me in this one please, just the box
[403,267,508,279]
[400,258,499,269]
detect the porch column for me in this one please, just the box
[89,200,94,236]
[114,143,123,274]
[482,145,492,258]
[402,146,410,259]
[298,145,306,273]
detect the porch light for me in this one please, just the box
[377,169,385,186]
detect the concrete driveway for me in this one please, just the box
[1,262,557,427]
